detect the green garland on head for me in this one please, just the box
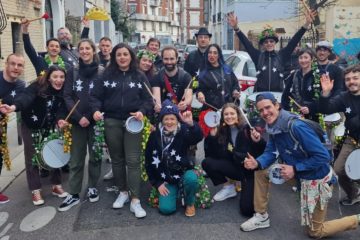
[141,117,151,181]
[93,120,105,162]
[136,50,156,62]
[44,54,66,70]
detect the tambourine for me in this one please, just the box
[269,164,285,184]
[125,116,144,134]
[85,7,110,21]
[204,111,221,128]
[345,149,360,180]
[41,138,70,169]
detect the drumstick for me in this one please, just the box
[64,100,80,122]
[288,96,302,109]
[142,82,161,108]
[239,106,253,129]
[300,0,314,20]
[203,102,220,111]
[180,77,195,102]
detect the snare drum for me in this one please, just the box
[204,111,221,128]
[42,139,70,169]
[345,149,360,180]
[125,116,144,134]
[269,164,285,184]
[324,113,341,128]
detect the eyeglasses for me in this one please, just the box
[263,40,275,45]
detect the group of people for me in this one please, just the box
[0,8,359,238]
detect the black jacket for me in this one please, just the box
[145,123,203,188]
[90,68,153,120]
[0,72,26,107]
[197,65,240,109]
[14,82,66,130]
[63,61,103,125]
[235,27,307,92]
[319,92,360,141]
[184,48,206,77]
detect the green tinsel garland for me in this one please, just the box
[140,117,151,182]
[32,129,61,169]
[93,120,105,162]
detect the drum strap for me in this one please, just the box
[164,73,179,104]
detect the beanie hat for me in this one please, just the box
[255,92,277,104]
[316,41,332,52]
[259,26,279,45]
[159,99,180,121]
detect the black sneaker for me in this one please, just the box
[87,188,99,203]
[58,194,80,212]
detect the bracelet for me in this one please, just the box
[234,27,240,32]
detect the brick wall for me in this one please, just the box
[1,0,45,83]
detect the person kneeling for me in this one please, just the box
[145,100,203,216]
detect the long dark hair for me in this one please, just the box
[38,65,66,94]
[199,43,232,79]
[217,103,244,145]
[107,43,138,74]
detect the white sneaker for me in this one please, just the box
[213,185,237,201]
[103,169,113,180]
[112,191,129,209]
[240,213,270,232]
[130,199,146,218]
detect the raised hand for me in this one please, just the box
[180,110,194,126]
[227,11,238,29]
[304,9,317,28]
[320,73,334,97]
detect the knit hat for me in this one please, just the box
[255,92,277,104]
[159,99,180,121]
[195,27,212,38]
[316,41,332,52]
[258,26,279,45]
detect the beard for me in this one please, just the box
[164,64,176,72]
[60,40,70,48]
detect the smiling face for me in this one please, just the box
[262,39,276,52]
[162,114,178,132]
[115,47,132,71]
[46,40,61,57]
[208,46,219,67]
[344,71,360,95]
[162,49,177,72]
[48,70,65,90]
[139,55,153,72]
[79,41,95,64]
[298,52,313,70]
[316,47,331,63]
[4,55,25,81]
[222,106,239,126]
[147,41,160,55]
[256,99,280,125]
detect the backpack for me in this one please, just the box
[288,118,333,161]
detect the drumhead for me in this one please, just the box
[269,164,285,184]
[42,139,70,169]
[125,116,144,134]
[191,94,203,109]
[334,123,345,137]
[248,92,282,103]
[345,149,360,180]
[204,111,221,128]
[323,113,341,123]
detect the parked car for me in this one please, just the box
[225,51,257,109]
[222,49,237,61]
[183,44,197,61]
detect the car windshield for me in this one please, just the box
[186,45,197,53]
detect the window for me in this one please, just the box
[143,21,147,30]
[245,60,257,77]
[159,22,162,31]
[129,4,136,14]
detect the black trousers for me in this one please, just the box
[202,157,255,217]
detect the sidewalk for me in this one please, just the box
[0,113,25,191]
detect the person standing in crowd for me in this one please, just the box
[152,46,192,114]
[281,48,327,121]
[21,19,70,76]
[91,43,153,219]
[2,65,68,206]
[319,64,360,205]
[184,27,212,77]
[241,92,359,238]
[227,11,314,92]
[58,39,104,212]
[197,43,240,110]
[57,19,89,67]
[98,37,112,67]
[202,103,265,216]
[146,37,163,72]
[0,54,26,204]
[145,99,203,217]
[316,41,344,93]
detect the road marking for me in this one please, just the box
[0,235,9,240]
[0,223,13,238]
[0,213,9,228]
[20,207,56,232]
